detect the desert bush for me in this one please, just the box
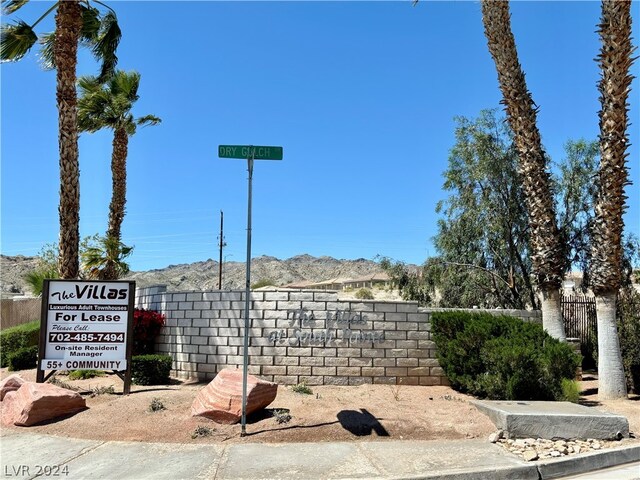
[354,288,374,300]
[148,397,166,412]
[272,408,292,424]
[191,425,215,438]
[131,354,172,385]
[7,345,38,371]
[0,321,39,367]
[91,385,115,395]
[291,381,313,395]
[432,311,580,401]
[617,287,640,393]
[251,278,276,289]
[133,308,165,355]
[48,376,78,391]
[68,369,105,380]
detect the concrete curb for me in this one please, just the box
[387,464,539,480]
[536,443,640,479]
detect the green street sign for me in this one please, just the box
[218,145,283,160]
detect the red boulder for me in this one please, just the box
[191,368,277,424]
[1,382,86,427]
[0,375,25,401]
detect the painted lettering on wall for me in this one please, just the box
[266,309,385,346]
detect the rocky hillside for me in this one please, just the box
[1,254,386,295]
[1,255,40,295]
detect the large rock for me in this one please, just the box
[472,400,629,440]
[1,382,86,427]
[191,368,277,424]
[0,375,25,401]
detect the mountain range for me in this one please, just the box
[1,254,389,296]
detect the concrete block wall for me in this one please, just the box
[135,286,540,385]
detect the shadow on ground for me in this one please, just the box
[337,408,389,437]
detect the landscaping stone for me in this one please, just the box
[1,382,86,427]
[472,400,629,440]
[191,368,277,424]
[497,436,622,462]
[0,374,25,401]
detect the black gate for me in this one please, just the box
[562,294,597,370]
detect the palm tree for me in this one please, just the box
[480,0,566,341]
[590,0,634,400]
[77,70,160,259]
[82,236,133,280]
[1,0,121,279]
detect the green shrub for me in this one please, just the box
[618,288,640,393]
[1,321,40,368]
[559,379,580,403]
[354,288,374,300]
[291,381,313,395]
[131,354,172,385]
[432,311,580,401]
[68,370,105,380]
[8,345,38,371]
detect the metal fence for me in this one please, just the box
[562,294,597,369]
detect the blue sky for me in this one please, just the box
[2,1,639,272]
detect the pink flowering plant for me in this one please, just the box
[132,308,165,354]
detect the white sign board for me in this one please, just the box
[40,280,134,371]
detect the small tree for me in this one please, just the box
[81,236,133,280]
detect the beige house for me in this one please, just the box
[283,272,390,291]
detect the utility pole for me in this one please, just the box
[217,210,226,289]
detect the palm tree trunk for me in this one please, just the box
[596,292,626,399]
[591,0,633,400]
[540,289,565,341]
[481,0,566,340]
[107,127,128,242]
[55,0,82,279]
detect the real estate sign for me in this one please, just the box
[38,280,135,375]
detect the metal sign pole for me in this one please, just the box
[218,143,281,437]
[240,150,254,437]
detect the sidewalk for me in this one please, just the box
[1,430,638,480]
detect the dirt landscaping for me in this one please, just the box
[1,369,638,446]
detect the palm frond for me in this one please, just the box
[93,11,121,81]
[111,70,140,101]
[24,266,59,297]
[137,114,161,127]
[2,0,30,15]
[80,5,101,44]
[81,236,133,280]
[1,21,37,62]
[38,31,55,69]
[77,74,102,94]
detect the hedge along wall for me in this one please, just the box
[135,286,541,386]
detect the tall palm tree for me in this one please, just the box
[480,0,566,340]
[1,0,121,279]
[590,0,634,400]
[77,70,160,265]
